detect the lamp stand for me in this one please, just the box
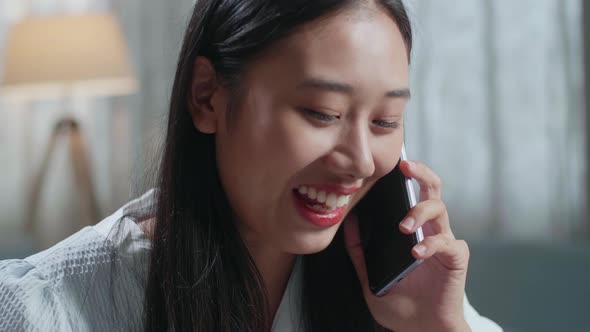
[25,117,100,235]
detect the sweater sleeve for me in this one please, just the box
[0,259,73,332]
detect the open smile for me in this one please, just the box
[292,184,359,227]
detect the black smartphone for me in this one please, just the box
[355,144,423,296]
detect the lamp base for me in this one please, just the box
[25,117,100,235]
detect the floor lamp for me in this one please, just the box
[0,13,137,238]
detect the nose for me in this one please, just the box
[324,125,376,180]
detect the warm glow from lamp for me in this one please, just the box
[0,13,138,236]
[1,13,137,99]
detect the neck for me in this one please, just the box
[246,240,297,323]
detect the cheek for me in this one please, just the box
[277,114,336,169]
[216,93,280,173]
[215,105,330,218]
[214,110,278,218]
[372,132,405,178]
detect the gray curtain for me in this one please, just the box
[404,0,585,241]
[0,0,585,248]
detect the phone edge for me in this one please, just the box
[374,143,425,297]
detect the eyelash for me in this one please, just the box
[373,120,400,129]
[302,108,339,122]
[302,108,400,129]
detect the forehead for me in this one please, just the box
[264,8,410,93]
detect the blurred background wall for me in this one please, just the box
[0,0,588,331]
[0,0,193,248]
[405,0,586,242]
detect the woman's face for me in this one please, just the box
[213,8,409,254]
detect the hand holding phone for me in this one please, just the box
[345,146,471,331]
[355,144,423,296]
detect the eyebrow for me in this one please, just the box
[298,78,411,99]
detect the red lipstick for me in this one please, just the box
[293,194,345,227]
[292,185,356,227]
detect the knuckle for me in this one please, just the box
[443,234,454,246]
[436,234,449,247]
[431,175,442,191]
[435,200,447,213]
[457,239,470,259]
[411,201,428,217]
[423,236,437,247]
[456,239,468,249]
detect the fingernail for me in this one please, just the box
[401,217,415,231]
[407,160,415,169]
[414,244,426,255]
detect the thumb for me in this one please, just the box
[343,214,370,292]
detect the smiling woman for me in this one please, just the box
[0,1,503,331]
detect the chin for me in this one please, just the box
[285,227,340,255]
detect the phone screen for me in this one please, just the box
[355,160,421,295]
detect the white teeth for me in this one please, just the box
[308,187,317,199]
[326,193,338,208]
[297,185,351,209]
[317,191,327,203]
[336,195,346,207]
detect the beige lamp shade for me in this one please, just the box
[1,13,137,99]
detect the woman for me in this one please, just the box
[0,0,503,331]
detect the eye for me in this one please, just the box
[372,119,400,129]
[301,108,339,122]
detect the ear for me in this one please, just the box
[188,57,225,134]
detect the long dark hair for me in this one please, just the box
[145,1,412,331]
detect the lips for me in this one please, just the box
[292,184,358,227]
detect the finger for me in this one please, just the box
[413,235,469,271]
[343,214,370,294]
[399,199,451,235]
[400,160,442,201]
